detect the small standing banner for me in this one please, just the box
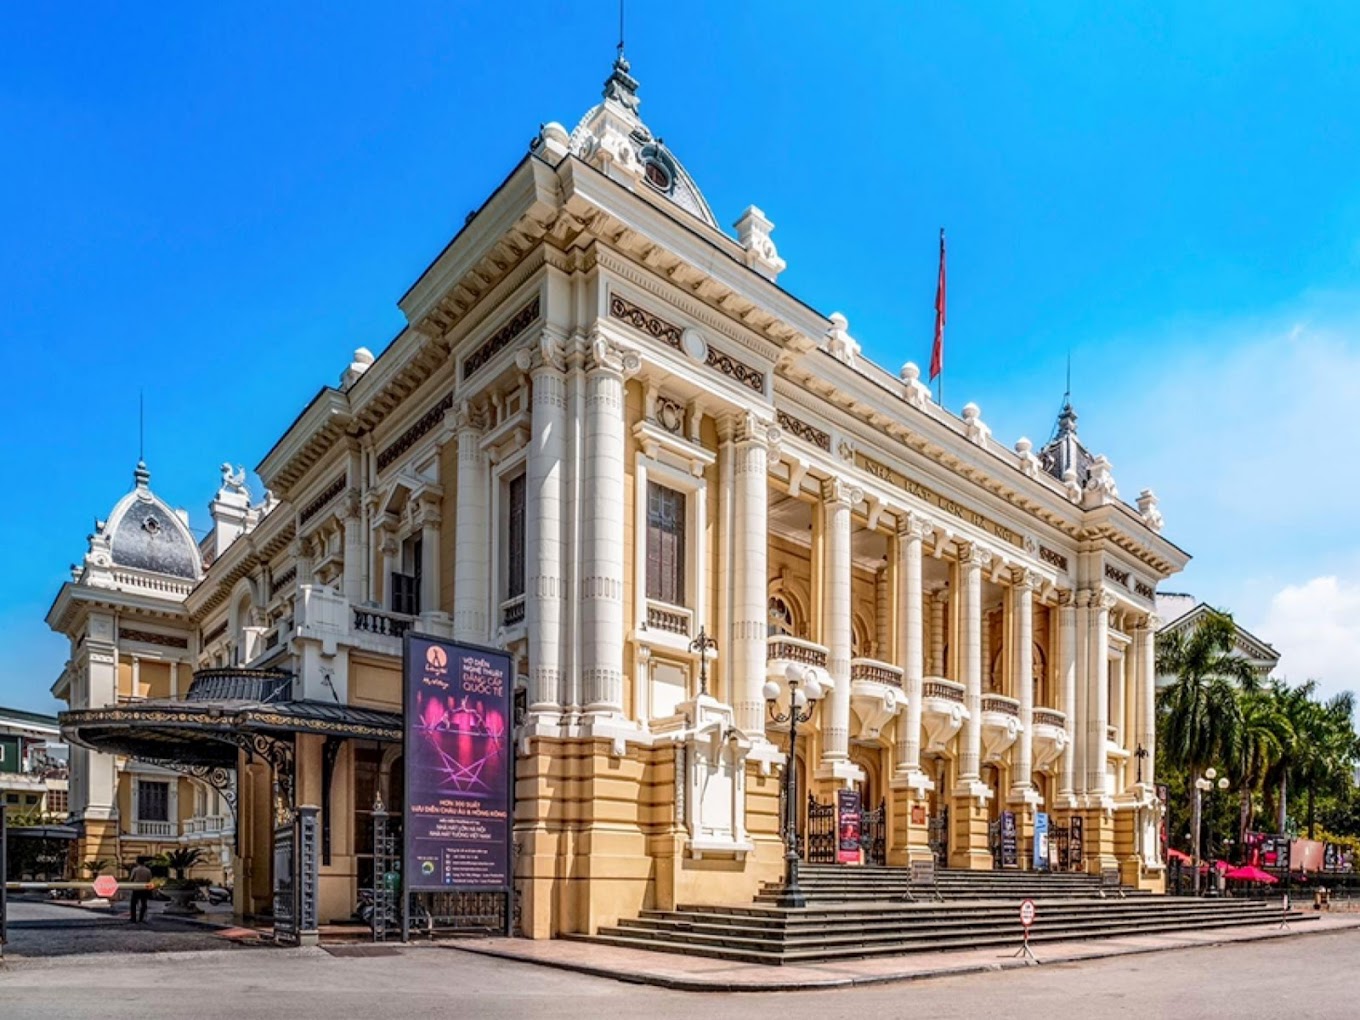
[1014,897,1038,964]
[837,789,863,865]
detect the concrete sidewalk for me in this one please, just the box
[443,914,1360,992]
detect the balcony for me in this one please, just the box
[352,606,414,640]
[187,667,292,705]
[182,815,233,840]
[765,636,829,677]
[1032,707,1069,773]
[500,594,526,628]
[981,693,1021,763]
[133,820,177,839]
[850,658,903,689]
[921,676,967,753]
[644,600,693,638]
[850,658,905,741]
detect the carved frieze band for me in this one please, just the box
[1039,545,1069,572]
[462,297,541,381]
[1134,579,1155,600]
[609,294,766,394]
[775,410,831,451]
[853,451,1024,549]
[376,392,454,472]
[299,474,347,525]
[118,628,190,649]
[1104,563,1131,587]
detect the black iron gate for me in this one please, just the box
[927,808,949,867]
[806,795,836,864]
[1050,822,1069,871]
[987,817,1003,868]
[861,799,886,866]
[273,821,297,942]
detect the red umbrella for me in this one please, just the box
[1167,848,1192,863]
[1225,865,1278,885]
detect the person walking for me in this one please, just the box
[128,859,154,924]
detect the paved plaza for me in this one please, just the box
[1,901,1358,1020]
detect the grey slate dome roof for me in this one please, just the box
[102,461,201,580]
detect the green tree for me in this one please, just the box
[1232,684,1292,852]
[1157,610,1257,862]
[1289,689,1358,838]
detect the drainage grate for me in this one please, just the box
[322,945,402,958]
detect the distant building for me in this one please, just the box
[0,706,69,824]
[1154,593,1280,688]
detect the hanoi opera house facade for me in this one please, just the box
[51,57,1187,937]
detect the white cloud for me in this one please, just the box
[1261,575,1360,702]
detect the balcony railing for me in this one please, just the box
[766,636,829,670]
[645,600,692,637]
[850,658,904,688]
[981,694,1021,718]
[1033,708,1067,730]
[352,606,414,639]
[183,815,231,837]
[133,820,177,838]
[187,667,292,704]
[501,594,526,627]
[922,677,965,704]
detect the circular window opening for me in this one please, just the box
[643,159,672,192]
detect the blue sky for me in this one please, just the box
[3,3,1360,713]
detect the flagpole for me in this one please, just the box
[930,227,946,408]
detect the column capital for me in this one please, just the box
[896,510,934,542]
[587,335,642,377]
[1055,587,1076,607]
[455,399,487,433]
[1010,567,1042,592]
[514,330,567,374]
[957,541,991,569]
[821,476,863,508]
[1142,613,1162,631]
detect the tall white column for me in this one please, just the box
[341,490,364,606]
[520,343,567,716]
[581,339,635,717]
[731,420,769,734]
[1010,570,1037,796]
[1058,592,1078,801]
[417,493,442,620]
[895,514,928,778]
[1073,590,1089,797]
[453,407,489,642]
[715,429,735,704]
[1086,592,1113,798]
[820,477,859,766]
[1138,616,1158,788]
[957,543,986,781]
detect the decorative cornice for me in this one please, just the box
[118,628,190,650]
[776,409,830,451]
[609,292,766,394]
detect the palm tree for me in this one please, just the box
[1291,690,1359,838]
[1233,686,1292,853]
[1157,610,1258,865]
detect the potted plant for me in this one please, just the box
[158,847,207,915]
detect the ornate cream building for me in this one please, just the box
[56,54,1187,938]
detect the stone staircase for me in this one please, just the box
[577,866,1313,965]
[754,864,1144,904]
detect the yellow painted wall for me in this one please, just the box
[351,660,400,710]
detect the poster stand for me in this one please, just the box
[1013,898,1038,964]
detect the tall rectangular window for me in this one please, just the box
[507,473,526,599]
[645,482,686,605]
[137,780,169,822]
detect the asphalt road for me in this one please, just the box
[1,905,1356,1020]
[1,898,237,958]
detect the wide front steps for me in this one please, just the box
[754,864,1148,904]
[578,894,1313,966]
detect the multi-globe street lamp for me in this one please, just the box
[763,662,831,909]
[1192,766,1231,895]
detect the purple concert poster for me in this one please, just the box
[403,634,513,894]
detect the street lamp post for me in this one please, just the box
[764,663,831,909]
[1192,767,1231,896]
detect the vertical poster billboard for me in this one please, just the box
[1033,812,1050,871]
[837,789,862,864]
[404,634,513,894]
[1000,810,1019,869]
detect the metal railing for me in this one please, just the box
[187,667,292,704]
[500,595,526,627]
[133,820,177,838]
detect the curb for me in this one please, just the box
[443,918,1360,993]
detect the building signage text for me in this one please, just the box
[853,453,1023,548]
